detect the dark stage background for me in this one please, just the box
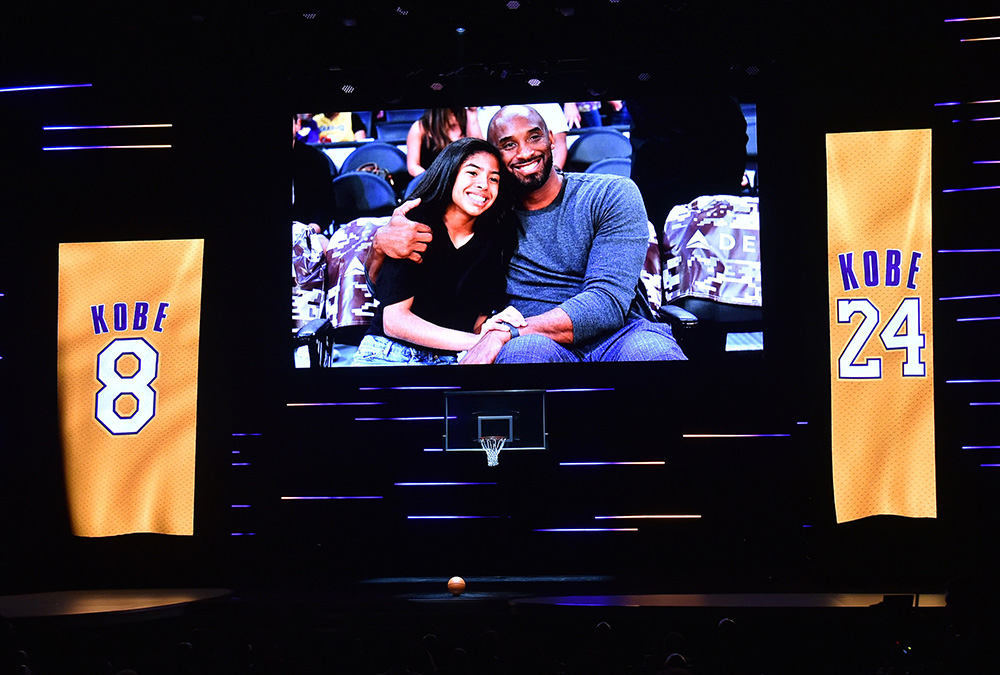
[0,2,998,597]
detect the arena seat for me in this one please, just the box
[340,142,411,197]
[564,128,632,173]
[385,108,424,123]
[340,142,407,176]
[331,172,398,227]
[374,121,413,143]
[584,156,632,177]
[658,194,763,359]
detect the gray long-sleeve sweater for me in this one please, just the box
[506,172,649,344]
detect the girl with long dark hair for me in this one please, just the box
[353,137,522,365]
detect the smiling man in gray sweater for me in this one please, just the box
[370,105,686,364]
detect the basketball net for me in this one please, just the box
[478,436,507,467]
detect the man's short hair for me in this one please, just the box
[487,105,549,144]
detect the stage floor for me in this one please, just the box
[0,583,954,674]
[0,583,945,621]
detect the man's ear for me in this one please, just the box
[548,130,555,148]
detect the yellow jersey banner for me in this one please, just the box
[58,239,204,536]
[827,129,935,523]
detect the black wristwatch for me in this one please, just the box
[498,321,520,339]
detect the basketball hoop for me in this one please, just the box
[477,436,507,466]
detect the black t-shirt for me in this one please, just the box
[369,218,508,353]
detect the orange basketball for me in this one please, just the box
[447,576,466,596]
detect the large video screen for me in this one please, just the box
[292,99,760,369]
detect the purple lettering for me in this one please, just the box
[885,249,902,287]
[907,251,922,290]
[863,250,879,287]
[113,303,128,331]
[133,302,149,331]
[838,253,859,291]
[91,305,109,335]
[153,302,169,332]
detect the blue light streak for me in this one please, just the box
[42,123,172,130]
[533,528,638,532]
[358,386,461,390]
[42,145,171,150]
[287,401,383,406]
[941,186,1000,193]
[0,83,92,93]
[559,461,664,466]
[545,388,615,393]
[356,416,446,421]
[394,482,497,486]
[281,496,383,500]
[682,433,791,438]
[407,515,500,519]
[957,316,1000,322]
[938,248,1000,252]
[594,514,700,519]
[940,293,1000,301]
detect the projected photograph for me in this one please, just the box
[292,99,760,367]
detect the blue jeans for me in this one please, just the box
[495,318,686,364]
[351,334,459,366]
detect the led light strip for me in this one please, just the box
[281,495,383,500]
[682,433,791,438]
[559,461,664,466]
[43,145,171,151]
[407,515,500,519]
[594,515,701,519]
[43,124,172,130]
[533,528,638,532]
[355,416,447,421]
[359,386,460,390]
[394,482,497,486]
[940,293,1000,301]
[286,401,384,406]
[938,185,1000,194]
[0,83,92,93]
[545,388,615,393]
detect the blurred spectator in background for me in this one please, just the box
[295,113,320,143]
[292,114,337,229]
[406,108,484,177]
[564,101,630,129]
[628,94,747,239]
[314,111,367,142]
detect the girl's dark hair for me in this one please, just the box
[407,137,511,231]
